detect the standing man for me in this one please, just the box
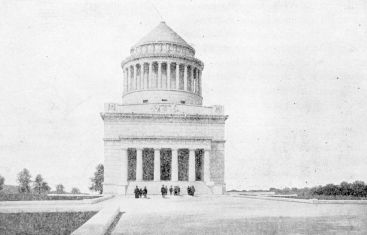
[134,186,139,199]
[143,186,148,198]
[169,185,173,195]
[161,185,165,198]
[191,185,196,196]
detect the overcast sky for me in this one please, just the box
[1,0,367,192]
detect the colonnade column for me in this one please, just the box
[157,62,162,88]
[171,148,178,181]
[167,62,171,89]
[188,149,195,181]
[198,70,202,96]
[129,66,133,91]
[204,149,211,183]
[136,148,143,181]
[148,63,152,89]
[190,66,195,92]
[184,65,188,91]
[175,63,179,90]
[133,65,137,90]
[140,63,144,89]
[154,148,160,181]
[126,67,130,92]
[121,148,128,184]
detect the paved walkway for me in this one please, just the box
[108,195,367,234]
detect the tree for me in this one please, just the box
[351,181,366,197]
[17,168,32,193]
[89,164,104,194]
[0,175,4,191]
[56,184,65,194]
[71,187,80,194]
[41,182,51,193]
[33,174,43,194]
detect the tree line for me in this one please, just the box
[269,180,367,198]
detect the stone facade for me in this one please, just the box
[101,22,228,195]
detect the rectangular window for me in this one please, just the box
[143,100,148,103]
[181,100,186,104]
[162,99,167,102]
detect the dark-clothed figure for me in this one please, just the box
[134,186,139,198]
[143,186,148,198]
[169,186,173,195]
[187,186,191,196]
[191,186,195,196]
[161,185,165,198]
[164,186,168,196]
[139,188,143,198]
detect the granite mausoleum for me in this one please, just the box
[101,22,228,195]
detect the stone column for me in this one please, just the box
[157,62,162,89]
[121,148,128,184]
[167,62,171,89]
[183,65,187,91]
[189,149,195,181]
[204,150,211,183]
[140,63,144,89]
[133,65,137,90]
[171,148,178,181]
[148,62,152,89]
[136,148,143,181]
[191,66,194,92]
[154,148,160,181]
[198,70,202,96]
[124,68,128,93]
[175,63,179,90]
[129,66,133,92]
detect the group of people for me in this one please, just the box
[134,186,148,198]
[161,185,183,197]
[187,185,196,196]
[134,185,196,198]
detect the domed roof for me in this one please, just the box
[134,22,191,48]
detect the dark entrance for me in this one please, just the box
[143,148,154,181]
[178,149,189,181]
[160,149,172,181]
[128,148,136,181]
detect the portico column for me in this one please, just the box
[167,62,171,89]
[171,148,178,181]
[148,63,153,89]
[121,148,128,184]
[136,148,143,181]
[158,62,162,88]
[189,149,195,181]
[183,65,187,91]
[175,63,179,90]
[204,150,211,183]
[154,148,160,181]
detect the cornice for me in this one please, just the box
[121,53,204,69]
[100,112,228,122]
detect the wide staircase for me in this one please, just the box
[126,181,213,195]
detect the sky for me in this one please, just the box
[1,0,367,192]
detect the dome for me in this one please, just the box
[134,22,191,48]
[121,22,203,106]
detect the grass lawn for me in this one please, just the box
[0,211,97,235]
[0,193,101,201]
